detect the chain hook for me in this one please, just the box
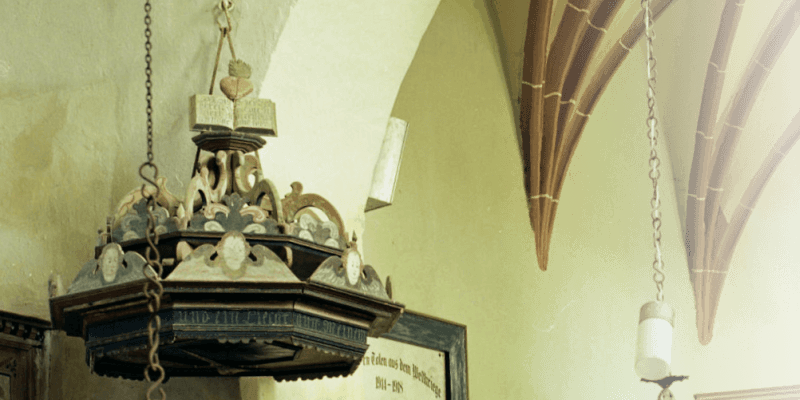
[215,0,236,33]
[218,0,235,12]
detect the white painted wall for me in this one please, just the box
[257,0,440,249]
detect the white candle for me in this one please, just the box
[635,301,675,380]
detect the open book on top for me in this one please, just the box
[190,94,277,136]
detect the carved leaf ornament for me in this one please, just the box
[69,147,388,300]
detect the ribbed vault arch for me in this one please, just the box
[486,0,800,345]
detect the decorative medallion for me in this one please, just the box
[67,243,153,293]
[310,256,391,301]
[342,245,363,287]
[167,232,297,282]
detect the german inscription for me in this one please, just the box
[295,313,367,343]
[174,310,292,327]
[260,336,447,399]
[234,98,276,135]
[172,310,367,343]
[191,94,234,131]
[357,337,446,399]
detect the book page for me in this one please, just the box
[233,98,277,136]
[190,95,234,131]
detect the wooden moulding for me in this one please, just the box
[696,384,800,400]
[539,0,676,271]
[705,5,797,225]
[543,0,625,271]
[702,108,800,344]
[723,114,800,252]
[686,0,742,276]
[697,0,800,344]
[557,0,676,187]
[538,0,592,271]
[382,311,468,400]
[520,0,555,270]
[51,277,404,380]
[520,85,534,202]
[556,0,627,137]
[684,0,744,346]
[558,0,626,134]
[699,127,748,343]
[0,310,51,400]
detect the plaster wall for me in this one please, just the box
[0,0,292,321]
[362,0,799,398]
[0,0,437,398]
[0,0,295,397]
[1,0,799,399]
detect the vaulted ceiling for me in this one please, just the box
[487,0,800,344]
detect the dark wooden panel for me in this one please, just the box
[383,311,468,400]
[0,310,50,400]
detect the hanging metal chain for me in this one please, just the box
[209,1,237,95]
[642,0,665,302]
[138,0,166,398]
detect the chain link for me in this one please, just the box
[139,0,166,398]
[643,0,665,302]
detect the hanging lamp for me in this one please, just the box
[48,0,403,387]
[633,0,687,398]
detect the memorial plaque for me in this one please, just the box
[267,337,447,400]
[356,337,446,399]
[265,311,467,400]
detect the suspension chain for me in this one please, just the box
[643,0,665,302]
[139,0,166,398]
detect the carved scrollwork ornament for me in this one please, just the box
[282,182,347,243]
